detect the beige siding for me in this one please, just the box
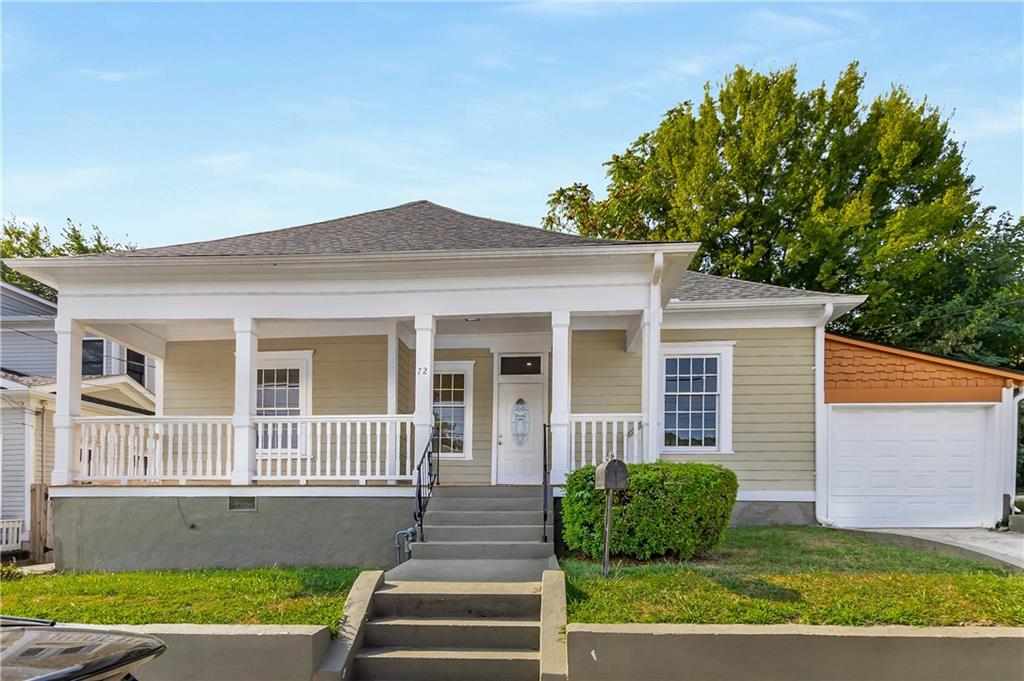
[164,340,235,416]
[433,349,493,485]
[660,327,815,491]
[571,330,641,413]
[163,336,388,416]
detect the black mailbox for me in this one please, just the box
[595,458,628,490]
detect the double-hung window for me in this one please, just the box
[432,360,474,459]
[81,338,105,375]
[661,342,734,454]
[255,351,313,456]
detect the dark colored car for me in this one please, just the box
[1,616,165,681]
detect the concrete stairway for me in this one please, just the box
[386,486,556,582]
[354,581,542,681]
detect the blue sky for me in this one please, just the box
[3,2,1022,248]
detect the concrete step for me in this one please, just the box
[364,617,539,649]
[432,486,543,499]
[428,497,540,512]
[411,541,554,561]
[423,525,545,542]
[373,582,541,619]
[424,510,544,526]
[354,647,539,681]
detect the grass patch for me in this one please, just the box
[0,567,361,632]
[564,527,1024,626]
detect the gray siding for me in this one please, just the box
[0,287,56,317]
[0,328,58,377]
[1,403,27,520]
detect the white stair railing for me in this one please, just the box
[568,413,645,471]
[252,415,415,483]
[74,417,234,483]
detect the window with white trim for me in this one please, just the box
[432,360,474,459]
[255,351,313,455]
[661,342,734,453]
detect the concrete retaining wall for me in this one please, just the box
[567,623,1024,681]
[52,496,412,571]
[104,624,331,681]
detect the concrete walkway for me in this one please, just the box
[866,528,1024,569]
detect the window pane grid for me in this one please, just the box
[664,355,719,448]
[432,372,466,455]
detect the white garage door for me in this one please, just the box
[828,405,992,528]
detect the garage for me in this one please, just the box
[824,334,1022,529]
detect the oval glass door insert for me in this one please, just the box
[511,398,530,446]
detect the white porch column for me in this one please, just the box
[550,310,572,484]
[231,318,259,485]
[413,314,435,461]
[52,317,84,485]
[386,322,399,479]
[644,256,663,462]
[153,357,165,415]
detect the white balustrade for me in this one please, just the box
[0,519,23,551]
[569,413,645,471]
[253,415,415,483]
[74,417,233,483]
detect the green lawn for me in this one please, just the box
[564,527,1024,626]
[0,567,360,632]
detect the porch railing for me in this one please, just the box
[569,413,645,471]
[75,416,234,482]
[0,519,23,551]
[253,415,415,482]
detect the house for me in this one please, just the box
[3,200,1019,571]
[1,282,155,557]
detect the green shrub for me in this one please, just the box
[562,462,738,560]
[0,561,24,581]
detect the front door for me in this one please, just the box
[496,382,544,484]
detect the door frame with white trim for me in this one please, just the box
[491,352,548,484]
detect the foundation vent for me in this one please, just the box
[227,496,257,512]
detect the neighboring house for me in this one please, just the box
[3,200,1020,571]
[1,282,155,555]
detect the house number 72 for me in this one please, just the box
[417,367,429,375]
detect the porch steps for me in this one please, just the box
[422,524,543,542]
[355,581,541,681]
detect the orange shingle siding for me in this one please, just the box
[825,337,1012,403]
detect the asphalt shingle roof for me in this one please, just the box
[672,271,847,303]
[101,200,641,258]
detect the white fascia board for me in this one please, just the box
[4,243,700,288]
[664,297,866,329]
[57,284,652,321]
[49,485,418,498]
[85,322,167,359]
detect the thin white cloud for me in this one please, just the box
[5,166,117,203]
[77,68,149,82]
[195,153,252,171]
[504,2,642,18]
[952,100,1024,143]
[744,9,835,38]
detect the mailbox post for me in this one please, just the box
[595,457,628,578]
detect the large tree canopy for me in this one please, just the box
[1,217,134,301]
[545,62,1024,369]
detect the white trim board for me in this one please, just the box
[49,486,417,498]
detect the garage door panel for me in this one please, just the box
[828,405,990,528]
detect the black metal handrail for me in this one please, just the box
[542,423,550,543]
[413,427,439,542]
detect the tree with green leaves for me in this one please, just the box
[545,62,1024,369]
[1,217,134,301]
